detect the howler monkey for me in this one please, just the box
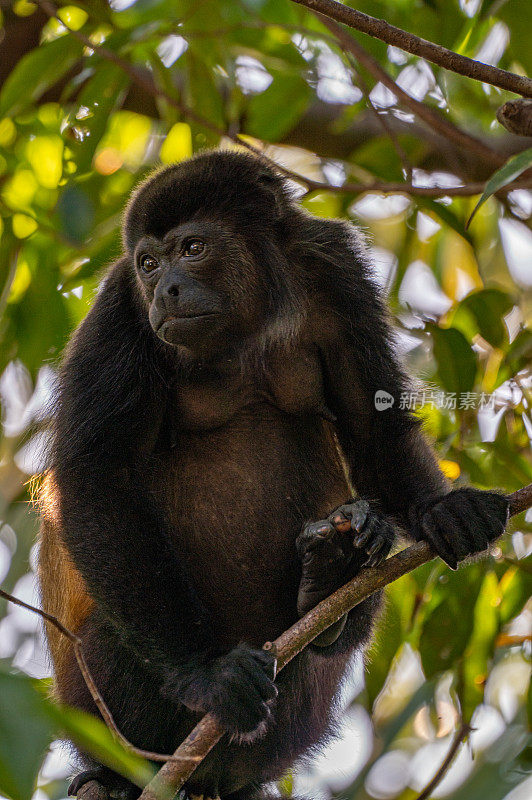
[38,150,509,800]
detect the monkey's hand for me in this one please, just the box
[296,499,395,618]
[409,487,510,570]
[161,644,278,743]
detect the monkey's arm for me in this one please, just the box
[307,223,508,568]
[318,298,508,568]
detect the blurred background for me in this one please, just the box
[0,1,531,799]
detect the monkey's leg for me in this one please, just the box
[296,500,395,645]
[68,765,140,799]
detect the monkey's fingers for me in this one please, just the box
[329,500,370,535]
[362,531,394,567]
[420,509,459,570]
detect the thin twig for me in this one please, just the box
[344,51,414,180]
[289,0,532,97]
[318,15,506,167]
[302,178,532,197]
[137,483,532,800]
[0,588,200,765]
[415,720,472,800]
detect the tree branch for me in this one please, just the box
[415,720,472,800]
[137,483,532,800]
[316,15,505,167]
[31,0,532,204]
[289,0,532,97]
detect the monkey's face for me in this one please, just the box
[135,219,264,356]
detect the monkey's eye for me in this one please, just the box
[183,239,205,257]
[139,254,159,273]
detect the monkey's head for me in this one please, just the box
[125,150,301,358]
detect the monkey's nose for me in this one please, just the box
[165,283,180,297]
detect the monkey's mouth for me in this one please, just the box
[156,313,219,345]
[163,312,218,322]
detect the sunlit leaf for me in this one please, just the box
[0,36,83,116]
[427,324,477,394]
[160,123,193,164]
[247,73,311,141]
[467,148,532,228]
[47,705,155,787]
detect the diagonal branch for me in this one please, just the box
[415,719,472,800]
[316,15,506,167]
[137,483,532,800]
[289,0,532,97]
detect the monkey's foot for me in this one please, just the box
[69,768,140,800]
[296,500,395,617]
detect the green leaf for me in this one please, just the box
[0,671,54,800]
[47,705,155,788]
[499,564,532,626]
[466,148,532,228]
[73,64,130,173]
[0,36,84,117]
[185,53,226,142]
[497,0,532,73]
[419,566,483,678]
[496,329,532,387]
[56,186,95,244]
[450,288,514,348]
[7,252,71,377]
[428,324,477,394]
[460,571,500,720]
[0,667,153,800]
[247,73,311,141]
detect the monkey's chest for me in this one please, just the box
[173,347,331,431]
[158,406,350,648]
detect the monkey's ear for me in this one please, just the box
[257,169,287,219]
